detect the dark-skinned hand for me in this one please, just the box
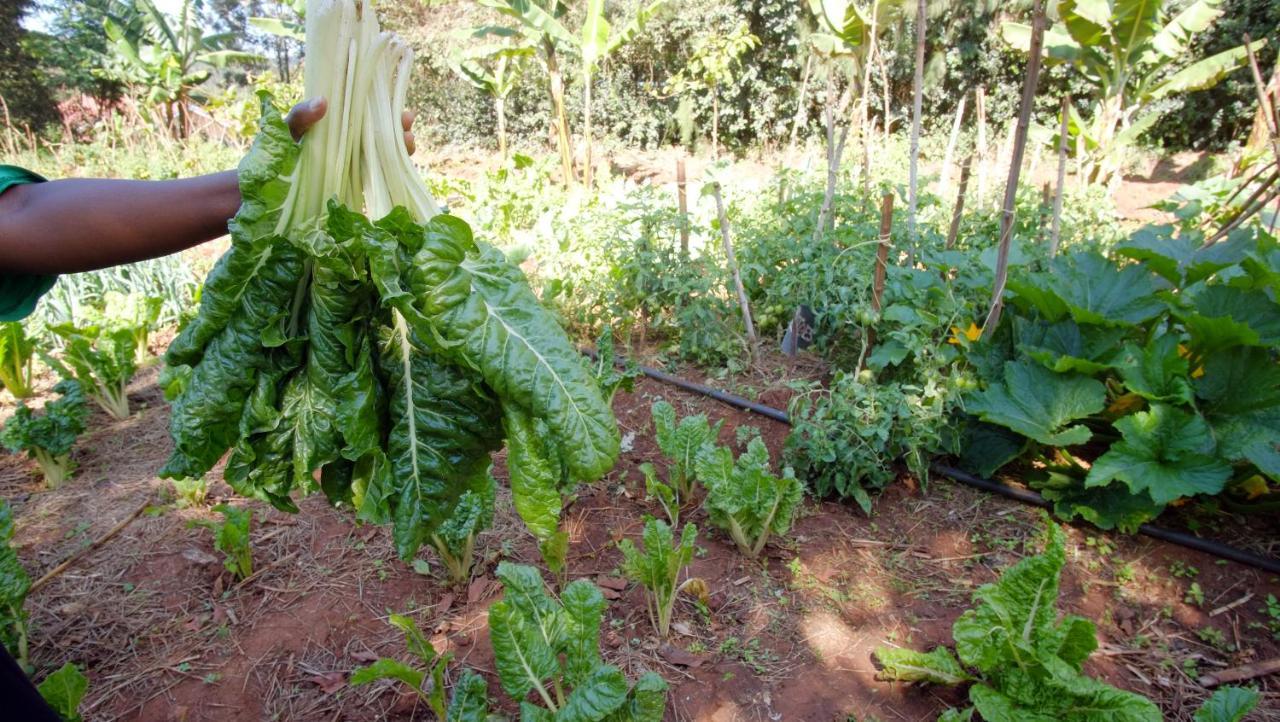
[284,97,416,154]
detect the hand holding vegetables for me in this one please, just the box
[0,99,414,276]
[160,0,619,574]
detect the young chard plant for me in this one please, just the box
[351,613,453,719]
[0,380,89,488]
[645,400,722,518]
[428,474,495,586]
[0,321,36,399]
[484,562,668,719]
[83,291,164,365]
[192,504,254,581]
[1194,686,1260,722]
[696,438,803,558]
[618,518,704,639]
[0,499,33,673]
[37,662,90,722]
[48,324,137,420]
[874,517,1161,721]
[169,476,210,508]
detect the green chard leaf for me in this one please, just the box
[1194,686,1260,722]
[0,499,32,657]
[953,521,1075,673]
[37,662,89,722]
[967,360,1106,447]
[446,670,492,722]
[402,216,620,482]
[874,646,971,685]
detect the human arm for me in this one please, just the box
[0,99,416,275]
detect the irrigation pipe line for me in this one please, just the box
[596,351,1280,575]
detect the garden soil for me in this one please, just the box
[3,353,1280,721]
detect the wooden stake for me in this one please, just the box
[976,86,988,206]
[29,498,152,595]
[873,192,894,313]
[1243,35,1280,169]
[947,155,973,249]
[939,94,967,199]
[982,0,1044,339]
[1049,94,1070,257]
[907,0,926,250]
[1199,657,1280,688]
[677,157,689,255]
[864,192,895,360]
[710,183,758,352]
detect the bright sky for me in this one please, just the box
[24,0,188,33]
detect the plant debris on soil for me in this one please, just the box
[3,357,1280,721]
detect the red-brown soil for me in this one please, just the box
[3,358,1280,721]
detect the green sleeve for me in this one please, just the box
[0,165,56,322]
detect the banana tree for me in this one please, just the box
[248,0,306,83]
[1002,0,1267,188]
[482,0,665,187]
[102,0,261,138]
[450,32,534,159]
[578,0,667,185]
[806,0,902,238]
[480,0,578,186]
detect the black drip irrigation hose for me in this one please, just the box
[615,354,1280,575]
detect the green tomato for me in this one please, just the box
[856,369,875,384]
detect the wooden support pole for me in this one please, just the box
[976,86,988,206]
[907,0,927,250]
[939,94,967,200]
[873,192,894,313]
[29,498,152,595]
[1243,35,1280,167]
[1199,657,1280,688]
[982,0,1044,339]
[864,192,895,362]
[1049,94,1071,257]
[677,157,689,255]
[947,156,973,249]
[710,183,758,353]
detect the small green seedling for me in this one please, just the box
[169,476,210,508]
[618,518,705,638]
[192,505,253,581]
[37,662,89,722]
[351,614,453,719]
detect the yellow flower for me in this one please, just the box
[1238,475,1270,501]
[949,323,982,345]
[1106,392,1145,417]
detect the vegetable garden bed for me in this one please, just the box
[3,363,1279,721]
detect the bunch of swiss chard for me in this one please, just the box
[960,224,1280,531]
[160,0,619,579]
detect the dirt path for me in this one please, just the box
[3,366,1280,721]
